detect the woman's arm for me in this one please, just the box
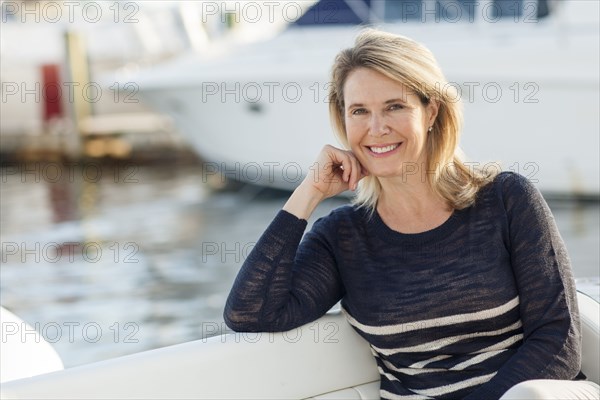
[464,172,581,400]
[223,207,344,332]
[223,145,366,332]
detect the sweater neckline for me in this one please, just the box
[366,206,465,244]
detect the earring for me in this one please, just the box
[428,126,433,132]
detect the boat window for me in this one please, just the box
[382,0,551,22]
[491,0,551,20]
[291,0,551,26]
[383,0,477,22]
[536,0,550,19]
[293,0,371,26]
[491,0,523,19]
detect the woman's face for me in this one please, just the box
[343,68,438,179]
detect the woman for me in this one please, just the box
[223,29,596,399]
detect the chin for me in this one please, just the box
[369,169,403,179]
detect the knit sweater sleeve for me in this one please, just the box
[464,172,581,400]
[223,209,344,332]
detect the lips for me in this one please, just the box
[366,142,402,156]
[369,144,399,154]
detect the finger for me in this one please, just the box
[325,146,355,187]
[348,155,361,190]
[322,149,339,183]
[339,155,351,184]
[331,150,350,183]
[344,151,367,190]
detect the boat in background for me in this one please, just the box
[0,0,301,140]
[131,0,599,198]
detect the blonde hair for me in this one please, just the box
[328,29,496,211]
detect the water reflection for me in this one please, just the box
[0,162,598,367]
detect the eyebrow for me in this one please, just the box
[346,98,407,109]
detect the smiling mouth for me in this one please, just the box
[367,143,401,155]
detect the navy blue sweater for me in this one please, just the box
[224,172,581,399]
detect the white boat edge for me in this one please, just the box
[1,291,598,399]
[0,307,64,384]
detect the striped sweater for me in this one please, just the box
[224,172,581,399]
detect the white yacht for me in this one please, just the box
[132,0,599,197]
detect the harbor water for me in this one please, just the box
[1,161,598,368]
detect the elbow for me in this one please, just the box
[222,313,246,333]
[222,306,243,332]
[562,306,583,377]
[222,306,261,333]
[548,315,582,379]
[567,324,583,377]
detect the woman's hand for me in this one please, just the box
[283,145,368,220]
[304,145,368,199]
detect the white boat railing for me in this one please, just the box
[1,292,598,399]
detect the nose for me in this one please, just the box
[368,112,389,137]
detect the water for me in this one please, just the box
[1,161,598,367]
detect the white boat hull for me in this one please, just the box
[135,1,600,196]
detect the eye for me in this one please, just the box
[351,108,368,115]
[387,103,404,111]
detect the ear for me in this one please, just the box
[426,99,440,127]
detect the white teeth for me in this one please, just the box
[369,144,399,154]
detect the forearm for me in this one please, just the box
[223,200,344,333]
[223,210,308,332]
[283,180,326,220]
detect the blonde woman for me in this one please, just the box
[224,30,597,399]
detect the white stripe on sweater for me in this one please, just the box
[383,358,446,376]
[409,372,497,397]
[380,389,432,400]
[381,350,506,375]
[379,366,402,382]
[379,367,496,398]
[449,350,506,371]
[372,320,522,356]
[473,333,524,353]
[343,296,519,336]
[410,354,452,369]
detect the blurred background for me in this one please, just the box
[1,0,599,368]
